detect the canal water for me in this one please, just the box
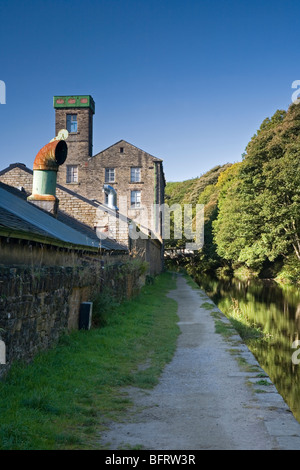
[192,272,300,423]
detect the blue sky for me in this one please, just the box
[0,0,299,182]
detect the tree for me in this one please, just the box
[213,105,300,274]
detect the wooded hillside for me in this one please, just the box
[165,102,300,284]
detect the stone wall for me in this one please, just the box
[0,164,33,193]
[0,259,143,377]
[52,98,165,236]
[130,237,164,276]
[83,141,161,210]
[56,185,99,228]
[56,140,165,238]
[55,106,94,191]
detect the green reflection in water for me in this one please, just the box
[194,273,300,423]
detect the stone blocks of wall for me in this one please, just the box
[55,107,93,189]
[55,140,165,232]
[0,164,33,194]
[0,165,99,229]
[83,141,162,214]
[131,237,164,276]
[0,260,143,377]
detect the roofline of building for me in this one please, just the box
[0,163,102,209]
[53,95,95,114]
[0,226,102,252]
[91,139,164,162]
[0,164,131,226]
[0,162,33,177]
[0,178,128,252]
[91,139,166,186]
[0,159,165,234]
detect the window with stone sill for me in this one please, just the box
[131,190,141,208]
[66,165,78,183]
[66,114,78,133]
[130,167,141,183]
[105,168,115,183]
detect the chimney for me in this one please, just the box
[27,133,68,217]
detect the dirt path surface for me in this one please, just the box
[100,274,300,450]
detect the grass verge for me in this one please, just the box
[0,271,179,450]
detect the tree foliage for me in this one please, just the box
[213,104,300,273]
[165,103,299,283]
[164,164,231,251]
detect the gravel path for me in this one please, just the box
[99,274,300,450]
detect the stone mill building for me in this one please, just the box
[53,95,165,239]
[0,95,166,271]
[0,94,166,370]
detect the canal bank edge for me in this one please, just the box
[195,278,300,450]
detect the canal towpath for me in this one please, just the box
[100,273,300,450]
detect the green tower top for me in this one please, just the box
[53,95,95,114]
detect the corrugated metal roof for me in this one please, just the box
[0,186,127,251]
[0,206,53,239]
[56,210,126,251]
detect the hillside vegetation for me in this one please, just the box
[166,163,231,206]
[165,102,300,285]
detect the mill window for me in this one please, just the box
[66,165,78,183]
[66,114,78,133]
[105,168,115,183]
[131,190,141,208]
[130,167,141,182]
